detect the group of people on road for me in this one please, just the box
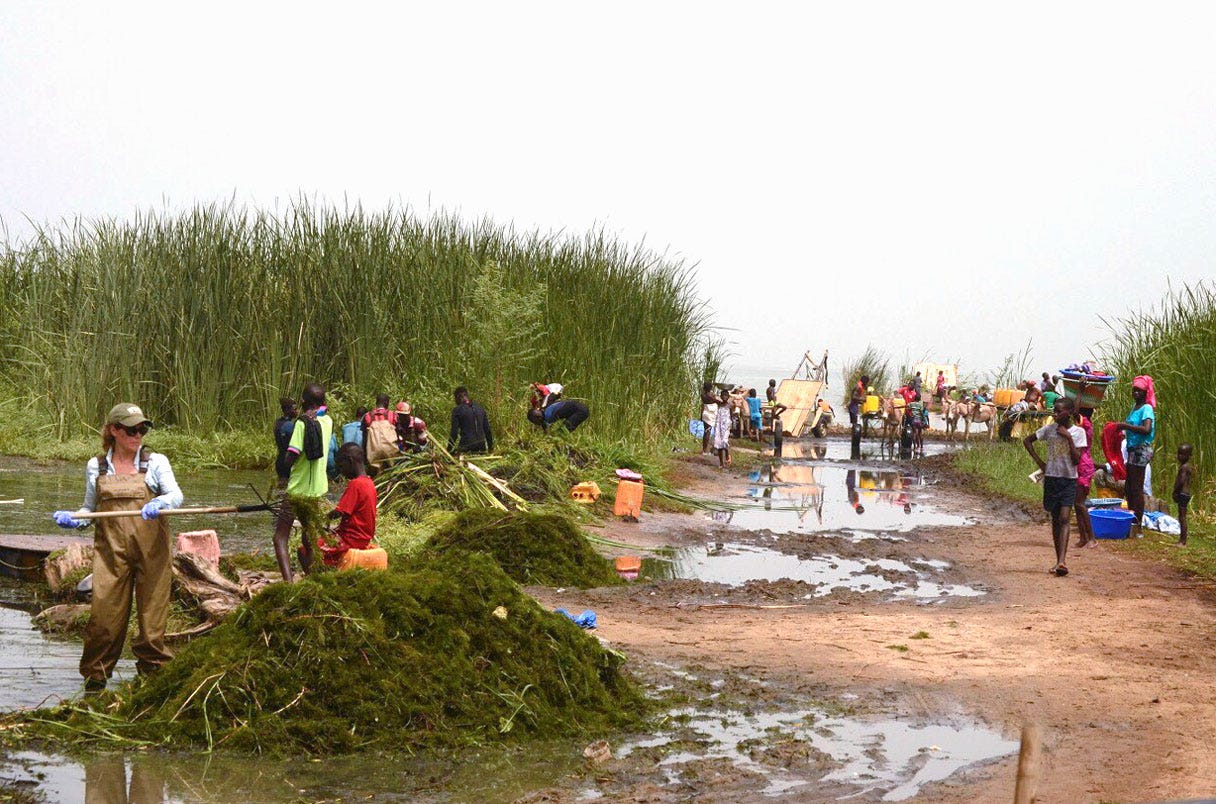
[1023,374,1194,578]
[698,380,784,468]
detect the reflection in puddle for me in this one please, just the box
[0,741,590,804]
[622,707,1017,801]
[721,463,969,534]
[773,438,961,462]
[641,543,984,600]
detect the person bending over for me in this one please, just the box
[527,398,590,432]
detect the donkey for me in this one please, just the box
[943,399,964,441]
[962,399,997,441]
[879,397,905,456]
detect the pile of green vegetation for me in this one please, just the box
[28,552,645,754]
[425,509,623,588]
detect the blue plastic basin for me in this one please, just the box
[1090,508,1136,539]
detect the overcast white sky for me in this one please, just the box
[3,2,1214,391]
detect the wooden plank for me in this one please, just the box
[774,379,824,436]
[0,534,89,582]
[0,534,90,553]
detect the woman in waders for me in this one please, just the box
[53,403,183,692]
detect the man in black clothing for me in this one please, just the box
[448,386,493,453]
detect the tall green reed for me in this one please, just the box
[841,345,892,394]
[0,202,717,451]
[1101,282,1216,512]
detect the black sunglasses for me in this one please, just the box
[119,424,149,436]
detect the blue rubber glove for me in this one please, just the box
[141,500,164,520]
[52,510,83,529]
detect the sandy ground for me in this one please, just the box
[530,450,1216,803]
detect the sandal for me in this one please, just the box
[1055,564,1069,577]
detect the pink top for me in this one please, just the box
[1076,415,1095,485]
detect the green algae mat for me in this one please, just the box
[20,552,645,754]
[424,509,624,588]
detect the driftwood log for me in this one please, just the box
[44,542,93,596]
[38,547,281,640]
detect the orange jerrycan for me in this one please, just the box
[613,479,644,518]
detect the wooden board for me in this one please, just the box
[774,379,825,436]
[0,533,90,581]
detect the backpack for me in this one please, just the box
[326,433,340,479]
[365,416,399,467]
[273,417,296,479]
[341,420,363,446]
[302,414,324,461]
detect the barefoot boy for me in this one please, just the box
[1173,443,1194,546]
[1024,397,1087,577]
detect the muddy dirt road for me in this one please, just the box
[536,445,1216,803]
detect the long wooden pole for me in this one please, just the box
[1013,723,1041,804]
[69,505,261,521]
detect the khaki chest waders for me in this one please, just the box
[80,467,173,682]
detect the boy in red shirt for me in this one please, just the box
[319,443,378,567]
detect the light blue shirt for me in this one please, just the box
[1125,404,1155,448]
[76,449,184,518]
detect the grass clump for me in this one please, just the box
[24,552,645,754]
[425,509,623,588]
[951,442,1044,507]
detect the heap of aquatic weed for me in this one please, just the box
[26,552,643,754]
[425,509,623,588]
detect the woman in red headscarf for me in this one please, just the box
[1116,376,1156,537]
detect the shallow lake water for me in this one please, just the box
[0,457,286,554]
[0,741,590,804]
[0,605,136,711]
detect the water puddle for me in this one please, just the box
[0,605,136,711]
[641,543,983,600]
[622,706,1017,801]
[712,463,969,535]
